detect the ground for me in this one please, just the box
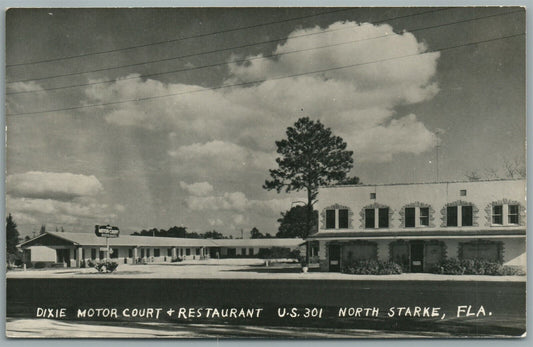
[5,259,526,338]
[6,258,526,281]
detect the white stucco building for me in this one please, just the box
[18,232,303,268]
[308,179,526,272]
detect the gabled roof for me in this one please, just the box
[18,232,303,249]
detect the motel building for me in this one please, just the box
[18,232,303,268]
[307,179,526,273]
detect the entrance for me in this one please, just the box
[56,249,71,267]
[410,242,424,272]
[329,244,341,272]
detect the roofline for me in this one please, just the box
[18,232,81,248]
[18,232,303,248]
[322,177,526,189]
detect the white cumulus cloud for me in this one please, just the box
[7,171,103,201]
[179,181,214,196]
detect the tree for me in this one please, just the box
[264,117,357,239]
[6,214,20,256]
[250,227,264,239]
[39,224,46,235]
[277,205,318,238]
[203,230,226,239]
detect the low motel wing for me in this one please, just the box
[308,179,526,272]
[18,232,303,267]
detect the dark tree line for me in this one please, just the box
[132,226,229,239]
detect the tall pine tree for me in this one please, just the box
[264,117,358,239]
[6,214,20,255]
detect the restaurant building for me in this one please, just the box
[307,179,526,272]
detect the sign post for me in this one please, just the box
[94,225,120,262]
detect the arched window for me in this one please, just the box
[400,202,434,228]
[440,200,478,227]
[360,203,392,229]
[485,199,525,227]
[321,204,353,230]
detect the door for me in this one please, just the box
[410,242,424,272]
[329,244,341,272]
[56,249,71,267]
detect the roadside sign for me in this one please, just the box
[95,225,120,238]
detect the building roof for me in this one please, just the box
[307,227,526,240]
[322,178,526,189]
[18,232,303,249]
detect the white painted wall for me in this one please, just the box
[28,246,56,262]
[318,180,526,231]
[501,238,526,267]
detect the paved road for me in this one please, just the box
[6,278,525,338]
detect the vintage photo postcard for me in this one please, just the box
[4,7,526,338]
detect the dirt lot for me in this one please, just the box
[6,258,525,281]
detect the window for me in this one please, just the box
[447,206,458,226]
[508,205,519,224]
[492,205,503,224]
[365,209,375,228]
[111,248,119,259]
[141,249,145,258]
[326,210,336,229]
[370,193,376,199]
[405,208,416,227]
[419,207,429,226]
[249,248,254,256]
[325,208,349,229]
[128,248,133,258]
[338,209,349,228]
[154,249,160,257]
[167,248,172,257]
[447,204,474,227]
[460,190,467,196]
[186,248,191,256]
[378,208,389,228]
[462,206,473,226]
[146,249,151,257]
[99,250,104,260]
[91,248,96,260]
[365,207,389,228]
[242,248,247,256]
[196,248,201,256]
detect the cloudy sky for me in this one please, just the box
[5,8,525,237]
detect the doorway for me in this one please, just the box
[410,242,424,272]
[329,244,341,272]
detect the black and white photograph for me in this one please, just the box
[4,7,526,338]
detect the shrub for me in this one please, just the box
[341,259,402,275]
[34,262,47,269]
[432,258,464,275]
[171,257,182,263]
[258,247,292,259]
[95,261,118,273]
[433,258,525,276]
[498,265,526,276]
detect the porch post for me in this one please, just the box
[133,247,138,263]
[76,247,83,267]
[172,247,177,260]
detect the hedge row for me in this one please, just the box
[431,258,525,276]
[342,259,403,275]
